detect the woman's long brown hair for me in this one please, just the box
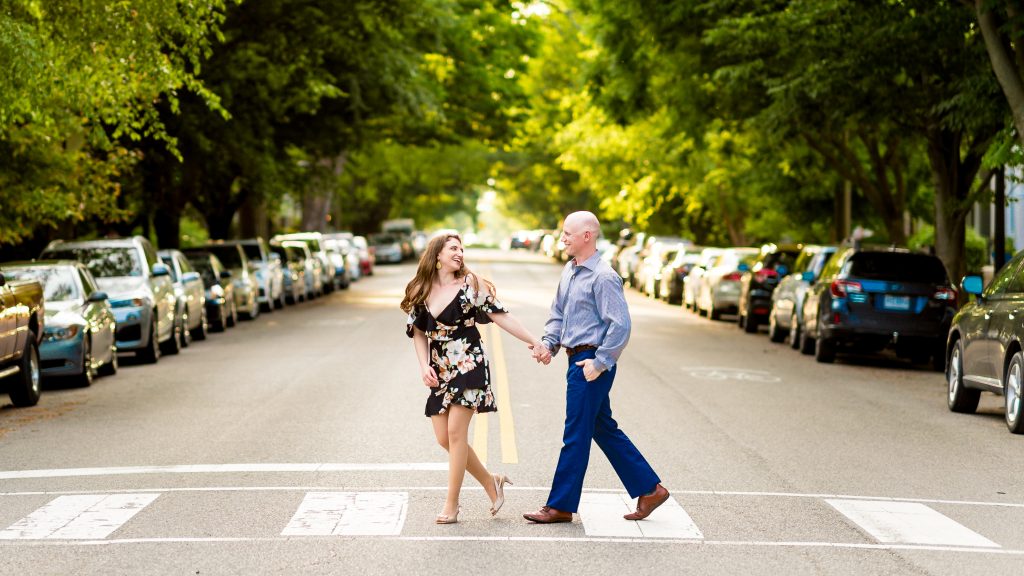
[400,233,495,314]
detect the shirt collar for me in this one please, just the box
[572,251,601,271]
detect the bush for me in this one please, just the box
[908,223,1014,274]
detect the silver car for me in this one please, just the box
[234,238,285,311]
[159,249,208,345]
[194,243,260,320]
[41,236,177,363]
[697,248,759,320]
[0,261,117,386]
[768,245,837,346]
[269,242,307,304]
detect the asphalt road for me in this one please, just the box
[1,249,1022,576]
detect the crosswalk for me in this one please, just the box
[0,490,1011,551]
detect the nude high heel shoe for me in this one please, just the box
[436,506,460,525]
[489,473,513,516]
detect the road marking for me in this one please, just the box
[282,492,408,536]
[0,493,159,540]
[2,537,1024,555]
[826,499,999,548]
[0,463,447,480]
[473,414,489,465]
[578,493,703,539]
[489,322,519,464]
[684,367,781,382]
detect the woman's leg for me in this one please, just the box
[431,410,497,505]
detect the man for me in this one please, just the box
[525,211,669,524]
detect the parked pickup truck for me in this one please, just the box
[0,270,45,407]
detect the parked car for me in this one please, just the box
[324,234,361,282]
[736,243,803,334]
[659,249,704,305]
[232,238,286,311]
[184,251,236,332]
[274,232,335,292]
[159,249,207,346]
[639,238,688,299]
[282,240,323,299]
[767,245,838,346]
[2,261,117,387]
[269,242,307,304]
[323,241,352,290]
[697,248,759,320]
[0,270,44,406]
[509,230,535,250]
[370,233,404,264]
[800,247,956,367]
[352,235,375,276]
[188,243,259,320]
[41,237,177,362]
[683,248,724,311]
[946,253,1024,433]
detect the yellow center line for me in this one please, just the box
[489,322,519,464]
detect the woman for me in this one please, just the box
[402,233,543,524]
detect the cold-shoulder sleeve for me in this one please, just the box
[406,305,434,337]
[467,281,509,325]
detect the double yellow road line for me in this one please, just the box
[471,267,519,465]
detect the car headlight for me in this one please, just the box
[44,325,81,341]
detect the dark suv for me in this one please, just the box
[737,243,802,333]
[799,246,956,367]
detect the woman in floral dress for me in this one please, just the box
[402,233,544,524]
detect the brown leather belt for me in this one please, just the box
[565,344,598,356]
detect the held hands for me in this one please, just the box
[421,365,439,388]
[575,358,604,382]
[528,341,552,365]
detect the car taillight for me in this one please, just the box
[830,280,862,297]
[724,272,742,281]
[754,269,778,284]
[933,287,957,301]
[676,264,693,275]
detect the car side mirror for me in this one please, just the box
[182,271,201,283]
[776,265,789,277]
[88,291,108,302]
[152,263,171,277]
[801,270,815,283]
[961,275,984,297]
[219,270,233,280]
[738,263,750,272]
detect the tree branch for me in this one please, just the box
[977,0,1024,143]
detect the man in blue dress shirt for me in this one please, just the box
[524,211,670,524]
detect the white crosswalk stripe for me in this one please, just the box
[281,492,409,536]
[0,494,159,540]
[578,493,703,539]
[826,499,1000,548]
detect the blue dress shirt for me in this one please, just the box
[541,251,631,372]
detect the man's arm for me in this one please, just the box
[541,275,565,357]
[590,273,631,373]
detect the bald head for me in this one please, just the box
[564,211,601,235]
[561,211,601,262]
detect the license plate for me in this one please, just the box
[883,294,911,310]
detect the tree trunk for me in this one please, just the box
[976,0,1024,148]
[153,211,181,249]
[926,124,986,285]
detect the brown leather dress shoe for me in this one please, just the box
[523,506,573,524]
[624,484,670,521]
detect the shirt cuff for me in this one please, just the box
[592,358,609,373]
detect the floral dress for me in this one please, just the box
[406,276,508,417]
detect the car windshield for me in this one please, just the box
[3,267,80,302]
[847,253,948,283]
[186,258,218,287]
[159,256,180,281]
[240,244,262,261]
[205,246,243,268]
[372,235,396,245]
[46,246,142,278]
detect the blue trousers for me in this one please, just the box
[546,349,661,513]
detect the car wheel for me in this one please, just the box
[275,292,286,309]
[744,310,759,334]
[7,332,41,407]
[815,335,836,363]
[138,319,160,364]
[161,317,181,355]
[788,313,801,350]
[768,311,785,343]
[709,301,721,321]
[98,343,118,376]
[947,339,979,414]
[75,335,94,388]
[226,303,237,328]
[193,307,207,341]
[179,312,191,348]
[1005,352,1024,434]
